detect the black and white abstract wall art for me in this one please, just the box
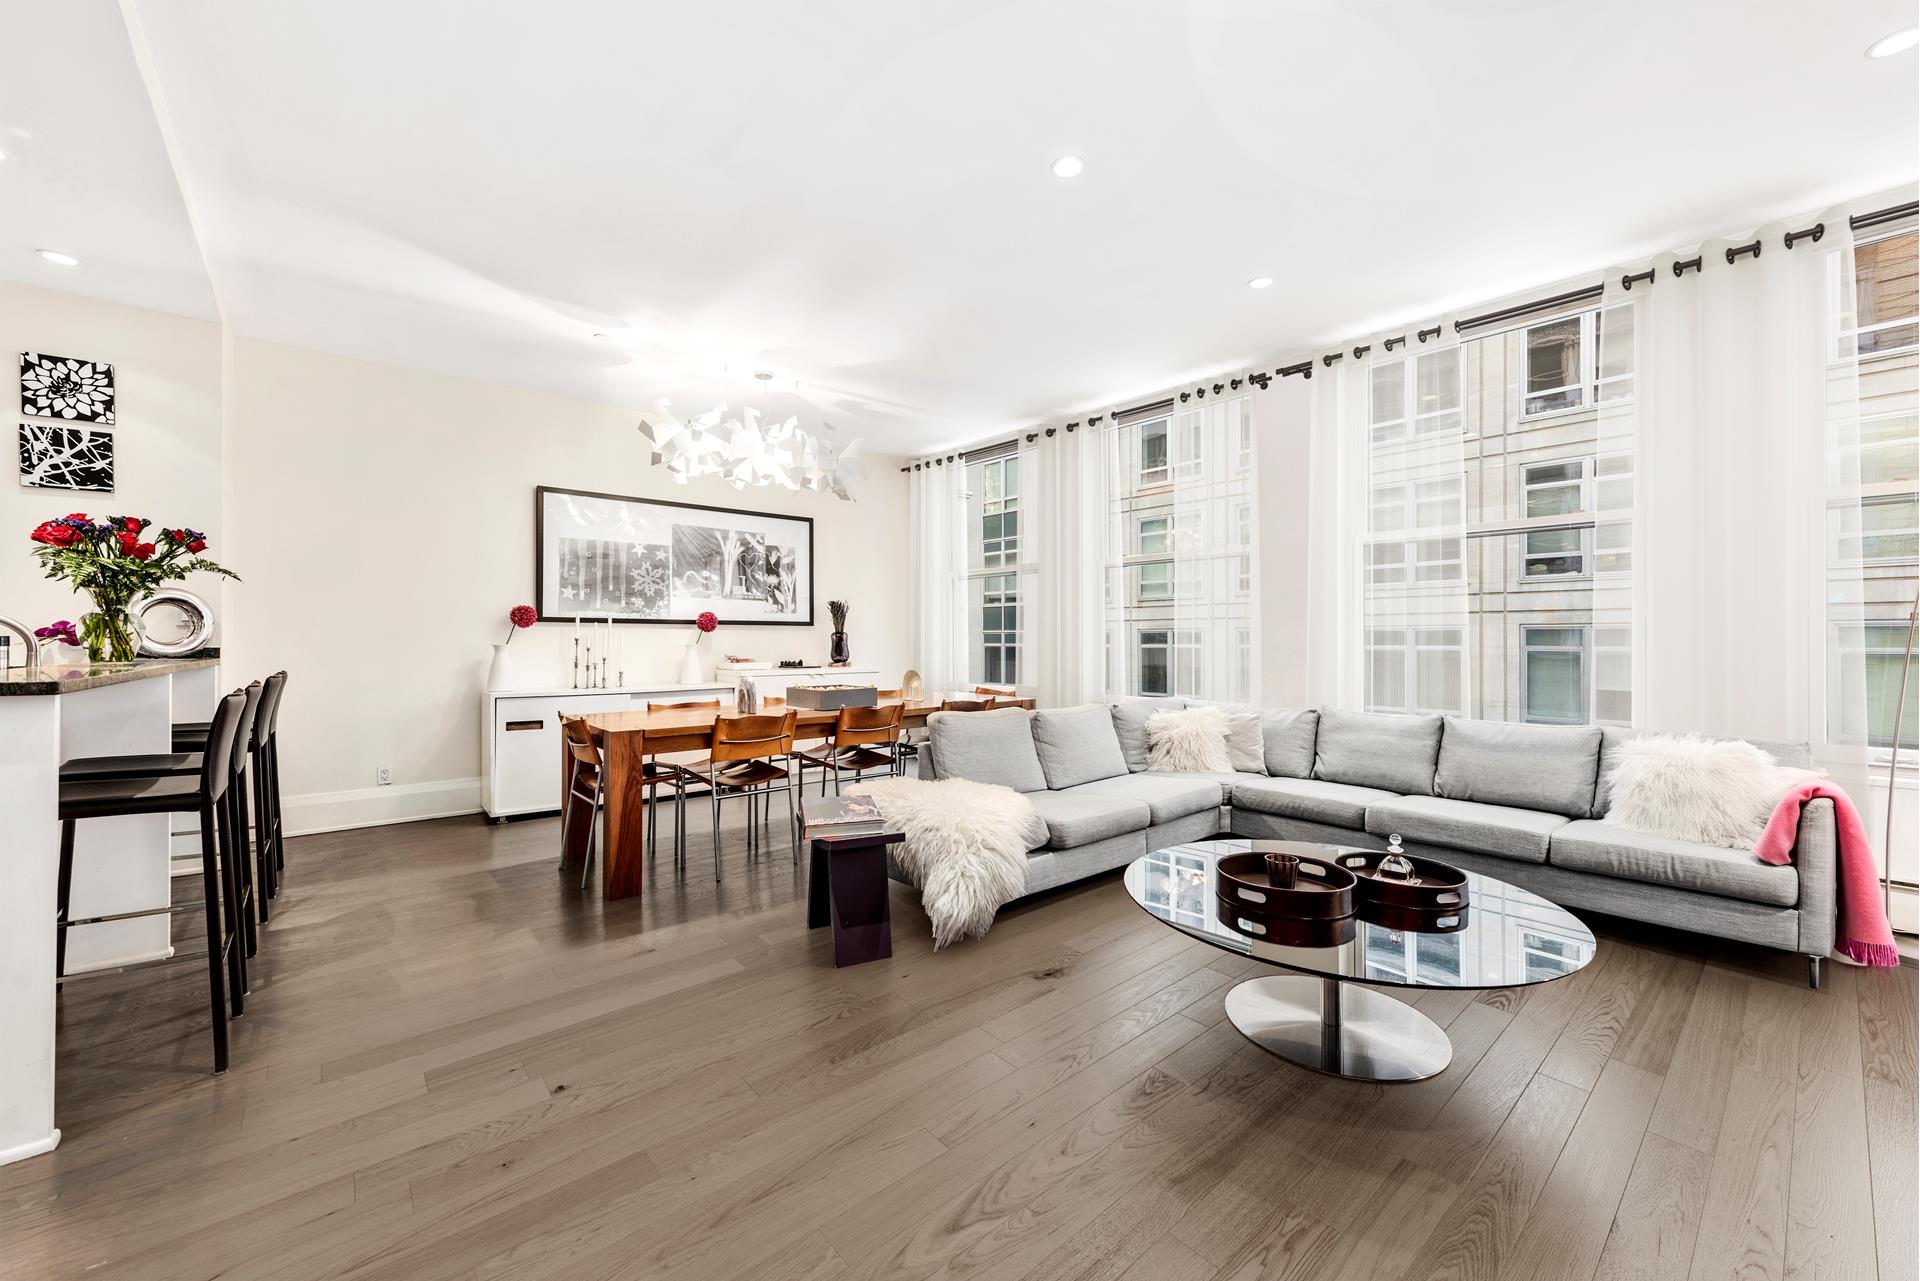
[19,422,115,492]
[537,486,814,626]
[20,352,116,425]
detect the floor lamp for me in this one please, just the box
[1888,588,1919,939]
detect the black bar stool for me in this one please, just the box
[56,690,249,1073]
[250,672,289,904]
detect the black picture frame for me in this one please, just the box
[534,485,815,626]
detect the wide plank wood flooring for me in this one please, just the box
[3,806,1914,1281]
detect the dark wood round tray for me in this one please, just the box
[1216,848,1356,920]
[1359,900,1471,934]
[1329,849,1470,912]
[1213,898,1358,947]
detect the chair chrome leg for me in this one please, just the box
[558,758,577,871]
[647,781,657,859]
[579,775,605,891]
[711,780,722,882]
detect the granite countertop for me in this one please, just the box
[0,652,221,696]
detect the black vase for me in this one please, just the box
[829,631,850,665]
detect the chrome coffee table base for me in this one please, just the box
[1224,975,1452,1082]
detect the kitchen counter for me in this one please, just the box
[0,653,219,696]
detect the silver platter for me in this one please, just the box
[132,589,214,657]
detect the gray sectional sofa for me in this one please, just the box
[912,700,1837,985]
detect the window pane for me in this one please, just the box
[1372,485,1408,532]
[1416,646,1461,712]
[1140,421,1169,476]
[1525,649,1584,724]
[1415,476,1463,528]
[1598,305,1634,400]
[1856,232,1919,357]
[1371,362,1406,425]
[1415,350,1462,433]
[1525,318,1583,414]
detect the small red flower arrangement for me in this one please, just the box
[691,610,719,644]
[503,604,537,644]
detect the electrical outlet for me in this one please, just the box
[377,766,392,786]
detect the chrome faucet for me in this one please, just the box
[0,615,41,670]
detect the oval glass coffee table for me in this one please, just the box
[1124,839,1597,1082]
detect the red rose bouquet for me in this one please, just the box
[29,514,238,662]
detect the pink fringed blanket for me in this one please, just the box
[1754,780,1898,967]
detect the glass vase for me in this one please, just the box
[81,606,140,663]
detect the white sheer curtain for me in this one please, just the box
[907,458,967,696]
[1031,424,1105,706]
[1636,218,1858,750]
[1303,355,1365,708]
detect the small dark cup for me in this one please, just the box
[1265,852,1299,888]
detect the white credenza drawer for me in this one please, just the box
[481,684,733,818]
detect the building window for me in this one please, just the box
[1235,504,1252,596]
[1366,627,1463,714]
[1831,494,1920,564]
[1836,230,1919,361]
[1235,627,1252,701]
[1139,418,1170,486]
[975,456,1019,567]
[1522,626,1587,725]
[975,574,1019,686]
[1521,456,1632,578]
[1370,349,1463,446]
[1135,627,1203,696]
[1833,622,1920,750]
[1522,305,1635,418]
[1595,626,1632,725]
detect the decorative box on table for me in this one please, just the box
[786,684,878,710]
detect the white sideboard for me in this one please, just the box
[480,683,732,819]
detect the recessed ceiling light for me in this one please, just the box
[1867,26,1919,57]
[1051,155,1085,179]
[591,331,610,340]
[1248,276,1274,290]
[36,249,79,266]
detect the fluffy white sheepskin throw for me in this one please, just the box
[1604,734,1816,850]
[1147,705,1232,773]
[844,776,1041,948]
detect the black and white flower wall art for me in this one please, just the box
[19,422,115,492]
[20,352,116,425]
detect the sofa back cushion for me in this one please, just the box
[1108,698,1186,772]
[1260,708,1319,778]
[1593,727,1812,819]
[929,707,1048,793]
[1434,716,1602,817]
[1031,704,1130,790]
[1311,708,1443,795]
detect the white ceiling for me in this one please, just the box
[0,3,215,319]
[15,1,1920,452]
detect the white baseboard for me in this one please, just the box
[0,1129,60,1167]
[283,777,483,837]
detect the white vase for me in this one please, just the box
[487,642,516,692]
[677,642,702,685]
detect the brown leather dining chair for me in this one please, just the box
[676,711,799,880]
[791,703,905,794]
[940,698,992,712]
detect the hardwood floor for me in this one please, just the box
[3,806,1914,1281]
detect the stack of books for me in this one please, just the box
[802,793,886,838]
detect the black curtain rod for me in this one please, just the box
[1854,201,1917,232]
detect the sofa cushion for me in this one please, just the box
[1260,708,1319,778]
[1147,705,1232,772]
[1312,708,1443,795]
[928,707,1047,793]
[1435,717,1602,818]
[1031,704,1130,790]
[1550,820,1799,907]
[1108,698,1186,772]
[1071,772,1225,824]
[1224,712,1266,773]
[1592,727,1813,819]
[1364,795,1570,864]
[1026,789,1153,849]
[1231,776,1400,830]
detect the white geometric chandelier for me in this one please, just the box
[636,397,863,501]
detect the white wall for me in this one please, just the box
[223,338,910,832]
[0,281,226,643]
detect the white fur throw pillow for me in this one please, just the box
[1224,712,1266,773]
[844,776,1039,948]
[1147,705,1232,773]
[1603,734,1811,850]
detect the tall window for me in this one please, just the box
[1362,309,1635,728]
[1105,397,1258,701]
[1827,227,1920,754]
[966,450,1033,688]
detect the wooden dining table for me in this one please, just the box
[569,696,1035,899]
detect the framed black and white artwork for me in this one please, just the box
[19,422,115,492]
[20,352,116,425]
[536,486,814,626]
